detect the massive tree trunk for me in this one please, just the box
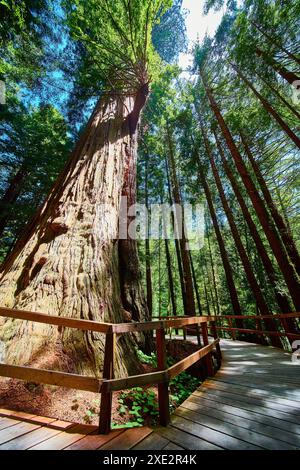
[214,131,297,339]
[166,125,196,317]
[201,70,300,312]
[240,131,300,277]
[0,166,28,240]
[232,65,300,149]
[255,49,300,85]
[0,88,149,377]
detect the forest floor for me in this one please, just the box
[0,339,201,426]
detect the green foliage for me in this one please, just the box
[170,372,200,406]
[136,350,200,409]
[63,0,173,93]
[116,387,159,427]
[0,98,72,260]
[136,349,157,367]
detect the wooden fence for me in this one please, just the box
[0,307,221,434]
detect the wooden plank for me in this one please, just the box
[168,340,218,379]
[189,394,300,436]
[0,363,100,392]
[99,333,116,434]
[45,419,75,430]
[65,429,124,450]
[175,406,297,450]
[181,398,300,448]
[156,328,170,426]
[0,408,36,420]
[0,410,57,426]
[163,441,185,450]
[206,378,300,410]
[0,421,41,445]
[100,427,153,450]
[0,307,113,333]
[0,417,21,431]
[213,374,300,402]
[132,432,169,450]
[170,414,260,450]
[29,424,96,450]
[198,384,300,417]
[0,425,63,450]
[191,390,300,429]
[155,425,222,450]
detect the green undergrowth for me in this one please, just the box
[112,350,201,429]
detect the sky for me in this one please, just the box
[178,0,225,69]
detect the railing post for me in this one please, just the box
[211,321,222,368]
[196,323,202,346]
[99,332,116,434]
[156,327,170,426]
[201,321,214,376]
[228,317,236,340]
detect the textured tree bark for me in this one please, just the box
[207,145,282,348]
[240,131,300,277]
[0,166,28,239]
[0,89,149,377]
[201,71,300,312]
[232,64,300,149]
[214,131,297,339]
[255,48,300,85]
[166,125,196,317]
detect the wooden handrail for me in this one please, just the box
[212,326,300,338]
[210,312,300,320]
[0,363,101,392]
[0,307,215,334]
[160,312,300,320]
[0,307,114,333]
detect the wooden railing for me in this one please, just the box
[0,307,221,434]
[208,313,300,341]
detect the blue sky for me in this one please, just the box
[179,0,225,69]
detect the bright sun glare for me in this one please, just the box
[178,0,225,69]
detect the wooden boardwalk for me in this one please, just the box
[0,339,299,450]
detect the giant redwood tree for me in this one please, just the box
[0,1,174,377]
